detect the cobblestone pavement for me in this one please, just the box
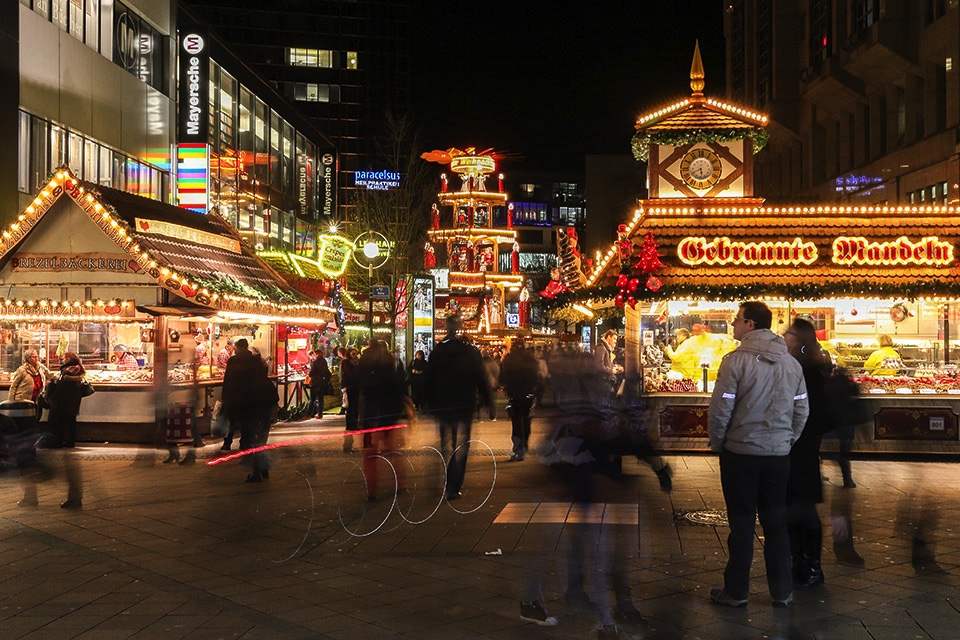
[1,410,958,639]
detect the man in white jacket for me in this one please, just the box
[708,301,809,609]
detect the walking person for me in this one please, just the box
[783,317,833,588]
[357,340,408,501]
[498,339,538,462]
[8,348,53,422]
[220,339,277,482]
[307,349,331,419]
[340,347,361,453]
[407,349,429,411]
[22,351,88,508]
[427,315,492,500]
[708,301,809,608]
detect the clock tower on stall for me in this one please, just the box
[632,42,768,202]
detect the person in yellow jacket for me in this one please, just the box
[666,324,736,383]
[863,334,902,375]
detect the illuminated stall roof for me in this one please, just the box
[0,168,330,322]
[576,203,960,303]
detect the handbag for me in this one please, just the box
[80,379,96,397]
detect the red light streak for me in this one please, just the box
[204,423,407,466]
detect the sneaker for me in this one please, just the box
[597,624,621,640]
[520,601,557,626]
[772,593,793,608]
[507,453,525,462]
[710,588,747,608]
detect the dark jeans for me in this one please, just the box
[309,386,325,416]
[237,412,270,477]
[438,413,473,495]
[719,450,792,601]
[787,501,823,566]
[507,395,534,456]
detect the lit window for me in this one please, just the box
[288,47,333,68]
[346,51,358,69]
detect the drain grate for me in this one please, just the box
[675,509,729,527]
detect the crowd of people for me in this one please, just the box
[5,304,931,640]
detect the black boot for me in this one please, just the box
[162,447,179,464]
[795,560,824,588]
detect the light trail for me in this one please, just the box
[204,423,407,466]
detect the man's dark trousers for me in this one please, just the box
[719,450,793,601]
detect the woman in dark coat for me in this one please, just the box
[783,318,832,588]
[47,351,86,448]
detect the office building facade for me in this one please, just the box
[178,0,411,223]
[724,0,959,204]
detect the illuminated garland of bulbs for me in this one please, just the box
[542,280,960,311]
[2,168,328,320]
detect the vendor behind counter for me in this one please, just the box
[664,323,736,384]
[863,334,903,375]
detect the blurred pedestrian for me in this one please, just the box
[8,348,53,421]
[480,348,500,420]
[708,301,809,608]
[308,349,331,419]
[221,338,278,482]
[499,340,538,462]
[427,315,492,500]
[341,347,361,453]
[358,340,408,501]
[46,351,88,449]
[407,349,429,410]
[783,318,833,588]
[828,482,865,566]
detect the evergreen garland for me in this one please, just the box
[631,128,769,162]
[542,279,960,312]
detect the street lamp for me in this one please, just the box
[352,230,390,344]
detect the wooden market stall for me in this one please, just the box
[565,47,960,455]
[0,168,333,443]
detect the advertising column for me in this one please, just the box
[410,275,435,359]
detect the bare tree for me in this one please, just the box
[346,112,436,335]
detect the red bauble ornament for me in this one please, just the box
[850,308,858,316]
[645,275,663,292]
[616,274,628,289]
[628,277,640,292]
[615,292,626,307]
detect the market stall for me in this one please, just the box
[0,168,333,442]
[560,49,960,455]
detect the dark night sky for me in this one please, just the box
[409,1,726,174]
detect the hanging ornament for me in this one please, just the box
[628,277,640,292]
[645,275,663,292]
[850,308,858,316]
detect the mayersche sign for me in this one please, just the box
[354,170,400,190]
[178,31,209,143]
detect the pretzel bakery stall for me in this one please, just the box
[0,168,331,443]
[563,48,960,455]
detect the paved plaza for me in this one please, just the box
[1,410,959,639]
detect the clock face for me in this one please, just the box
[679,148,723,189]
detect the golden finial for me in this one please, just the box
[690,40,705,95]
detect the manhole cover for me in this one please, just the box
[679,509,729,526]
